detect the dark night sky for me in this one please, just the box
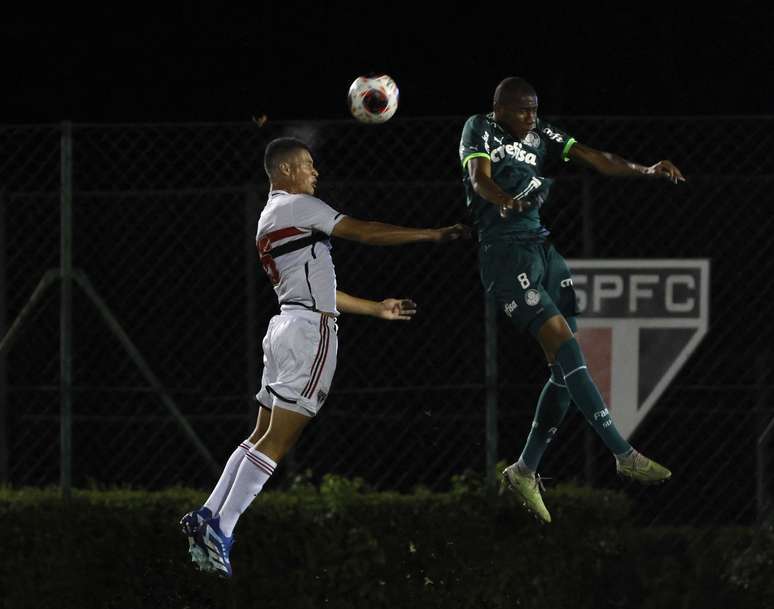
[1,4,771,123]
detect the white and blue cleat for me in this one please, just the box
[179,506,215,573]
[201,517,234,578]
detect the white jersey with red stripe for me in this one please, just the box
[256,190,346,314]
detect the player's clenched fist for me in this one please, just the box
[435,223,472,242]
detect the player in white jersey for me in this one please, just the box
[181,137,469,577]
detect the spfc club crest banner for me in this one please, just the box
[568,259,710,439]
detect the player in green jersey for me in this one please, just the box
[460,77,685,523]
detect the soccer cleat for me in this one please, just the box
[616,451,672,484]
[201,517,234,578]
[501,463,552,523]
[180,506,215,573]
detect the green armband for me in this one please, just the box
[462,152,491,169]
[562,138,577,162]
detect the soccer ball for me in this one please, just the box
[347,74,399,124]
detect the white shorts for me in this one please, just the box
[255,311,338,417]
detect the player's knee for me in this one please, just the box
[259,430,300,461]
[255,438,288,463]
[536,315,574,359]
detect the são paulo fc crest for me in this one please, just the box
[569,259,710,439]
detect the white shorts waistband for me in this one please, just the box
[279,308,338,324]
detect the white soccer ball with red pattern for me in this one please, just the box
[347,75,399,124]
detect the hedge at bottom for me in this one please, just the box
[0,480,771,609]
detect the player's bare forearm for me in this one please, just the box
[569,142,686,183]
[332,217,469,244]
[342,221,436,245]
[569,143,648,176]
[336,291,417,321]
[468,156,512,207]
[336,291,382,316]
[471,173,514,207]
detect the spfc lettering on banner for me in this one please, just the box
[568,259,710,439]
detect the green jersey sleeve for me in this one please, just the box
[459,114,492,169]
[539,120,577,163]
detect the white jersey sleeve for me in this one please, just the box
[292,195,345,236]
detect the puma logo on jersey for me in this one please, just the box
[490,142,537,166]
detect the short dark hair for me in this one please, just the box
[263,137,312,177]
[493,77,537,107]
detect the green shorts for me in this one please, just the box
[479,239,580,335]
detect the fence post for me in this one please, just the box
[581,175,596,487]
[60,122,73,499]
[245,186,259,426]
[485,293,498,492]
[0,190,7,483]
[757,350,772,523]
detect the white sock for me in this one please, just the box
[203,440,252,515]
[218,448,277,537]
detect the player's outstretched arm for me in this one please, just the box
[568,142,686,183]
[331,217,470,245]
[336,290,417,321]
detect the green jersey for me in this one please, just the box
[459,113,576,243]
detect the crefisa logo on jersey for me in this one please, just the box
[569,259,710,438]
[490,142,537,166]
[541,126,565,143]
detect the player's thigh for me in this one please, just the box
[263,404,312,447]
[544,243,580,330]
[480,241,560,335]
[264,315,338,418]
[255,316,281,413]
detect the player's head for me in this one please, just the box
[263,137,318,195]
[493,77,538,139]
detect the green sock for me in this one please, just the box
[555,338,632,456]
[518,364,571,472]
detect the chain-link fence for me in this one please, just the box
[1,117,773,531]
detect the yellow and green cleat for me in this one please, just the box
[501,463,551,523]
[616,450,672,484]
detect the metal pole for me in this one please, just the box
[0,270,60,357]
[60,122,73,499]
[0,190,7,483]
[485,293,498,492]
[756,350,772,524]
[582,176,595,487]
[72,270,221,476]
[245,187,259,426]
